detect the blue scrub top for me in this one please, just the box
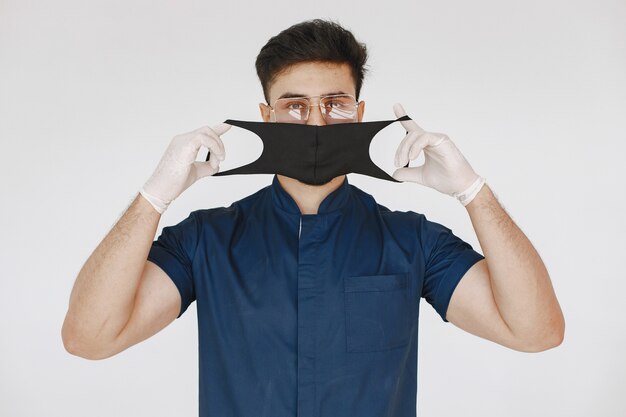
[148,174,484,417]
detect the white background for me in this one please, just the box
[1,1,625,416]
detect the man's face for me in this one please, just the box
[258,61,365,185]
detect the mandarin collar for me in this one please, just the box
[270,174,351,215]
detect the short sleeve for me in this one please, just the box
[147,211,199,319]
[418,214,485,323]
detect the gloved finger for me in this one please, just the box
[193,122,231,137]
[202,127,228,163]
[393,103,425,133]
[209,149,221,169]
[208,123,230,158]
[426,132,448,147]
[201,147,221,173]
[397,130,431,167]
[407,132,446,161]
[192,160,218,179]
[211,122,232,136]
[199,127,226,156]
[195,130,226,160]
[392,166,425,185]
[394,130,419,167]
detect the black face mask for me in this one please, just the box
[206,115,412,185]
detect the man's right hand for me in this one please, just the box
[140,123,231,213]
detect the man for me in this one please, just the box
[62,18,564,417]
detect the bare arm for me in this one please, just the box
[61,193,162,358]
[446,184,564,352]
[62,124,229,359]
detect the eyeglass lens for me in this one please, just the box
[273,95,357,124]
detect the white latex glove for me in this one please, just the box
[391,103,486,206]
[139,123,231,213]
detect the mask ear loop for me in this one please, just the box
[403,129,410,168]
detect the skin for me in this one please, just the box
[258,61,365,215]
[448,184,565,352]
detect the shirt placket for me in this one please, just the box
[296,214,323,417]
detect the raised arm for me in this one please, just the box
[61,123,230,359]
[61,194,173,359]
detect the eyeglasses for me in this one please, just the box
[268,93,359,124]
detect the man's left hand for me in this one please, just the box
[391,103,486,206]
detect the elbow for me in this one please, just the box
[546,311,566,350]
[526,331,564,353]
[61,317,81,356]
[62,336,113,360]
[61,319,114,361]
[517,317,565,353]
[63,340,91,359]
[61,326,93,360]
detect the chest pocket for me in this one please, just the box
[344,273,411,353]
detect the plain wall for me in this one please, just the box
[1,0,624,415]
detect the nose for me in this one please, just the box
[306,101,326,126]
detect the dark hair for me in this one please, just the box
[255,18,369,104]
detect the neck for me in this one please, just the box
[277,174,346,215]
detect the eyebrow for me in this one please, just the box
[276,91,348,100]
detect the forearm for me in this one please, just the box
[465,184,564,348]
[62,193,161,353]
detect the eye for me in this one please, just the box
[323,95,355,110]
[288,102,304,110]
